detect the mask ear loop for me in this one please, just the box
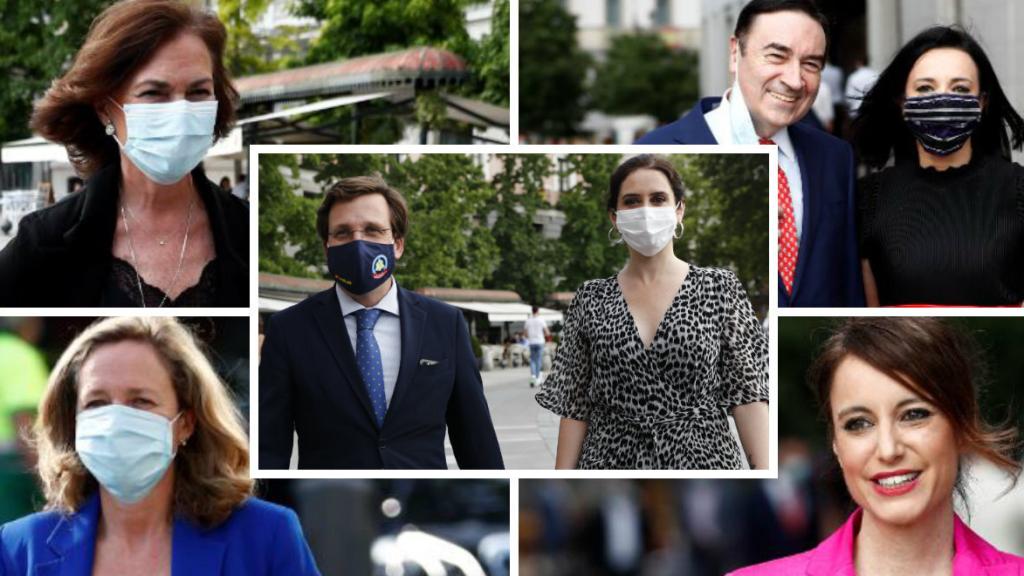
[169,411,188,455]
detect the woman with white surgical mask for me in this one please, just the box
[0,0,248,307]
[0,316,321,575]
[536,154,769,470]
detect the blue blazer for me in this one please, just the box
[637,97,866,307]
[259,285,504,469]
[0,495,320,576]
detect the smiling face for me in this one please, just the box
[830,355,959,528]
[730,10,826,137]
[77,339,192,444]
[100,32,215,145]
[905,47,981,100]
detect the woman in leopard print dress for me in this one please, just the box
[535,154,769,470]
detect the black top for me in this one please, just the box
[0,162,248,307]
[535,267,768,470]
[858,154,1024,306]
[102,257,219,307]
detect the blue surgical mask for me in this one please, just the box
[109,98,218,185]
[75,404,182,504]
[327,240,395,295]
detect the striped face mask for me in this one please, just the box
[902,93,982,156]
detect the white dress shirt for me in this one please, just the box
[336,279,402,405]
[704,86,805,241]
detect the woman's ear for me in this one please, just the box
[832,441,842,468]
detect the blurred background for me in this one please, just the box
[520,0,1024,146]
[257,151,767,468]
[519,317,1024,575]
[0,0,510,247]
[0,316,510,576]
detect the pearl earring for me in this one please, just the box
[105,123,115,136]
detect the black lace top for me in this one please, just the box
[101,257,219,307]
[858,154,1024,306]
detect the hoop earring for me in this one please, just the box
[608,226,622,244]
[673,221,684,239]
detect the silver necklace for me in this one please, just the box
[120,196,196,308]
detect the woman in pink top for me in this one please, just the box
[732,318,1023,575]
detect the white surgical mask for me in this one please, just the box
[76,404,182,504]
[109,98,218,185]
[729,54,760,145]
[614,205,680,257]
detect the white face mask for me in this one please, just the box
[730,53,760,145]
[614,205,681,257]
[108,98,218,185]
[75,404,182,504]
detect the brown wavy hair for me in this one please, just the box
[809,317,1021,501]
[30,0,238,178]
[33,317,252,527]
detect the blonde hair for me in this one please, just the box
[34,317,252,527]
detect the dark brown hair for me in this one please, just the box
[30,0,238,177]
[316,174,409,243]
[809,318,1021,495]
[606,154,685,212]
[733,0,830,55]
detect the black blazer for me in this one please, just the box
[259,285,505,470]
[0,162,248,307]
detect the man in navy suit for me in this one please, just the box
[260,175,504,469]
[637,0,865,307]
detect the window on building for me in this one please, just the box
[653,0,671,26]
[607,0,621,27]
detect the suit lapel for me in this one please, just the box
[310,288,379,428]
[386,287,427,422]
[677,98,721,144]
[788,128,820,303]
[171,516,226,575]
[38,494,100,576]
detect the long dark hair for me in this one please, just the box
[850,26,1024,168]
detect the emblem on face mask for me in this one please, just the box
[371,254,389,279]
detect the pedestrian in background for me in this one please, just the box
[525,305,550,388]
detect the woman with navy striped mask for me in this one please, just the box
[851,26,1024,307]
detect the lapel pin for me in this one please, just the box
[419,359,438,366]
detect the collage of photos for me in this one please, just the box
[0,0,1021,575]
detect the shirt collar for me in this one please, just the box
[336,278,401,318]
[720,86,797,162]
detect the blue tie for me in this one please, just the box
[354,308,387,428]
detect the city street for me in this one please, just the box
[446,366,557,470]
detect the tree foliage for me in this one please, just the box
[485,155,556,304]
[293,0,471,63]
[257,154,322,277]
[591,33,699,124]
[518,0,589,139]
[0,0,110,144]
[218,0,305,77]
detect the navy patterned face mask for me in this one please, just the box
[903,93,983,156]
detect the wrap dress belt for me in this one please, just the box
[589,402,722,468]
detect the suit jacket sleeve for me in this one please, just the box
[841,145,867,306]
[269,507,322,576]
[0,226,27,305]
[259,313,295,469]
[446,309,505,469]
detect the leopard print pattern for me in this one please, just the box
[535,266,769,470]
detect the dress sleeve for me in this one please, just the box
[534,281,594,421]
[270,505,322,576]
[717,271,769,411]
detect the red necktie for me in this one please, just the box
[761,138,798,295]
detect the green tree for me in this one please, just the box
[485,155,556,304]
[676,154,769,309]
[293,0,470,63]
[257,154,323,277]
[388,154,498,289]
[0,0,110,144]
[555,154,626,291]
[519,0,589,139]
[461,0,510,106]
[591,33,699,124]
[218,0,304,77]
